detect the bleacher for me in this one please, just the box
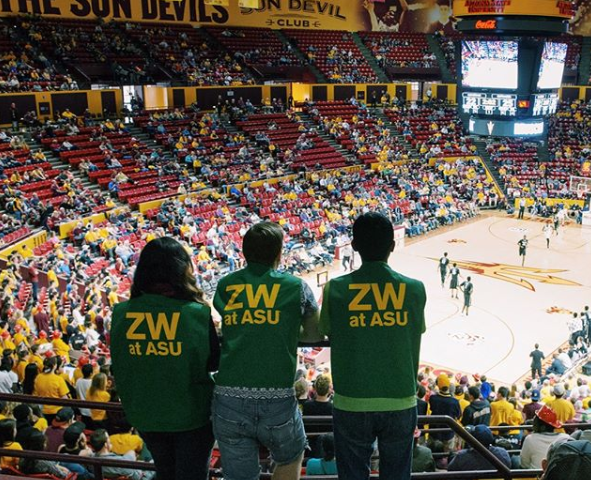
[208,27,303,67]
[283,29,377,83]
[359,32,436,72]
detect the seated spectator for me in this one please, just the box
[448,425,511,471]
[57,422,94,480]
[90,429,155,480]
[303,374,333,416]
[306,433,337,475]
[20,429,72,478]
[520,404,571,469]
[412,428,436,473]
[13,404,36,445]
[541,439,591,479]
[0,418,22,470]
[46,406,75,452]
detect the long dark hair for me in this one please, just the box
[23,363,39,395]
[21,429,47,474]
[130,237,204,303]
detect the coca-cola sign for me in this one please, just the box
[475,19,497,29]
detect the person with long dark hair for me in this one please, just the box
[0,418,22,470]
[20,429,71,478]
[110,237,220,480]
[22,363,38,395]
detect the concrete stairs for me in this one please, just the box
[427,34,454,84]
[274,30,327,83]
[23,133,100,191]
[577,37,591,86]
[200,27,261,83]
[297,111,358,164]
[537,141,550,163]
[351,32,389,83]
[472,137,506,196]
[372,109,417,155]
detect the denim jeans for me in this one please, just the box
[140,423,214,480]
[333,406,417,480]
[212,393,306,480]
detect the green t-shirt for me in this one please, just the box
[320,261,426,412]
[213,263,307,389]
[111,294,213,432]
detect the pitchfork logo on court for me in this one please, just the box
[429,259,581,292]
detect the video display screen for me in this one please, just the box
[537,42,567,90]
[461,40,519,89]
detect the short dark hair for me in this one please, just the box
[90,429,108,451]
[498,386,509,399]
[468,386,481,400]
[242,222,284,266]
[82,364,93,378]
[352,212,394,261]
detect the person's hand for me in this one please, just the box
[364,0,374,12]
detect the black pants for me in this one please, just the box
[140,423,214,480]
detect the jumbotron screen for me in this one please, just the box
[461,40,519,90]
[537,42,568,90]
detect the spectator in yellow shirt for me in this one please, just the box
[0,418,23,470]
[86,373,110,428]
[33,356,70,423]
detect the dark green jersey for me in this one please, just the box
[320,261,426,412]
[111,294,213,432]
[214,263,311,389]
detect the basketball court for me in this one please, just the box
[309,213,591,387]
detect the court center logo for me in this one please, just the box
[430,259,581,291]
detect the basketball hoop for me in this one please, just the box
[569,175,591,199]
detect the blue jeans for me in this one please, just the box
[333,407,417,480]
[212,393,306,480]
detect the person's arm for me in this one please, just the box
[206,317,220,372]
[363,0,381,31]
[300,281,323,343]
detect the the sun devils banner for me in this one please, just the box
[0,0,585,33]
[0,0,456,32]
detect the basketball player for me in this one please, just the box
[449,263,461,299]
[460,276,473,316]
[518,235,528,266]
[543,223,552,249]
[553,213,560,235]
[438,252,450,288]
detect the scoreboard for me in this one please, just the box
[458,39,565,138]
[532,93,559,116]
[461,93,517,116]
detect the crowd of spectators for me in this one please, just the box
[487,100,591,201]
[0,23,68,92]
[124,23,254,87]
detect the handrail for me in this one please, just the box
[2,394,583,480]
[3,393,591,434]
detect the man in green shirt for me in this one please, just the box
[213,222,322,480]
[320,212,427,480]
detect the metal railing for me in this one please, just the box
[0,393,562,480]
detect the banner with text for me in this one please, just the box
[0,0,456,33]
[452,0,575,19]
